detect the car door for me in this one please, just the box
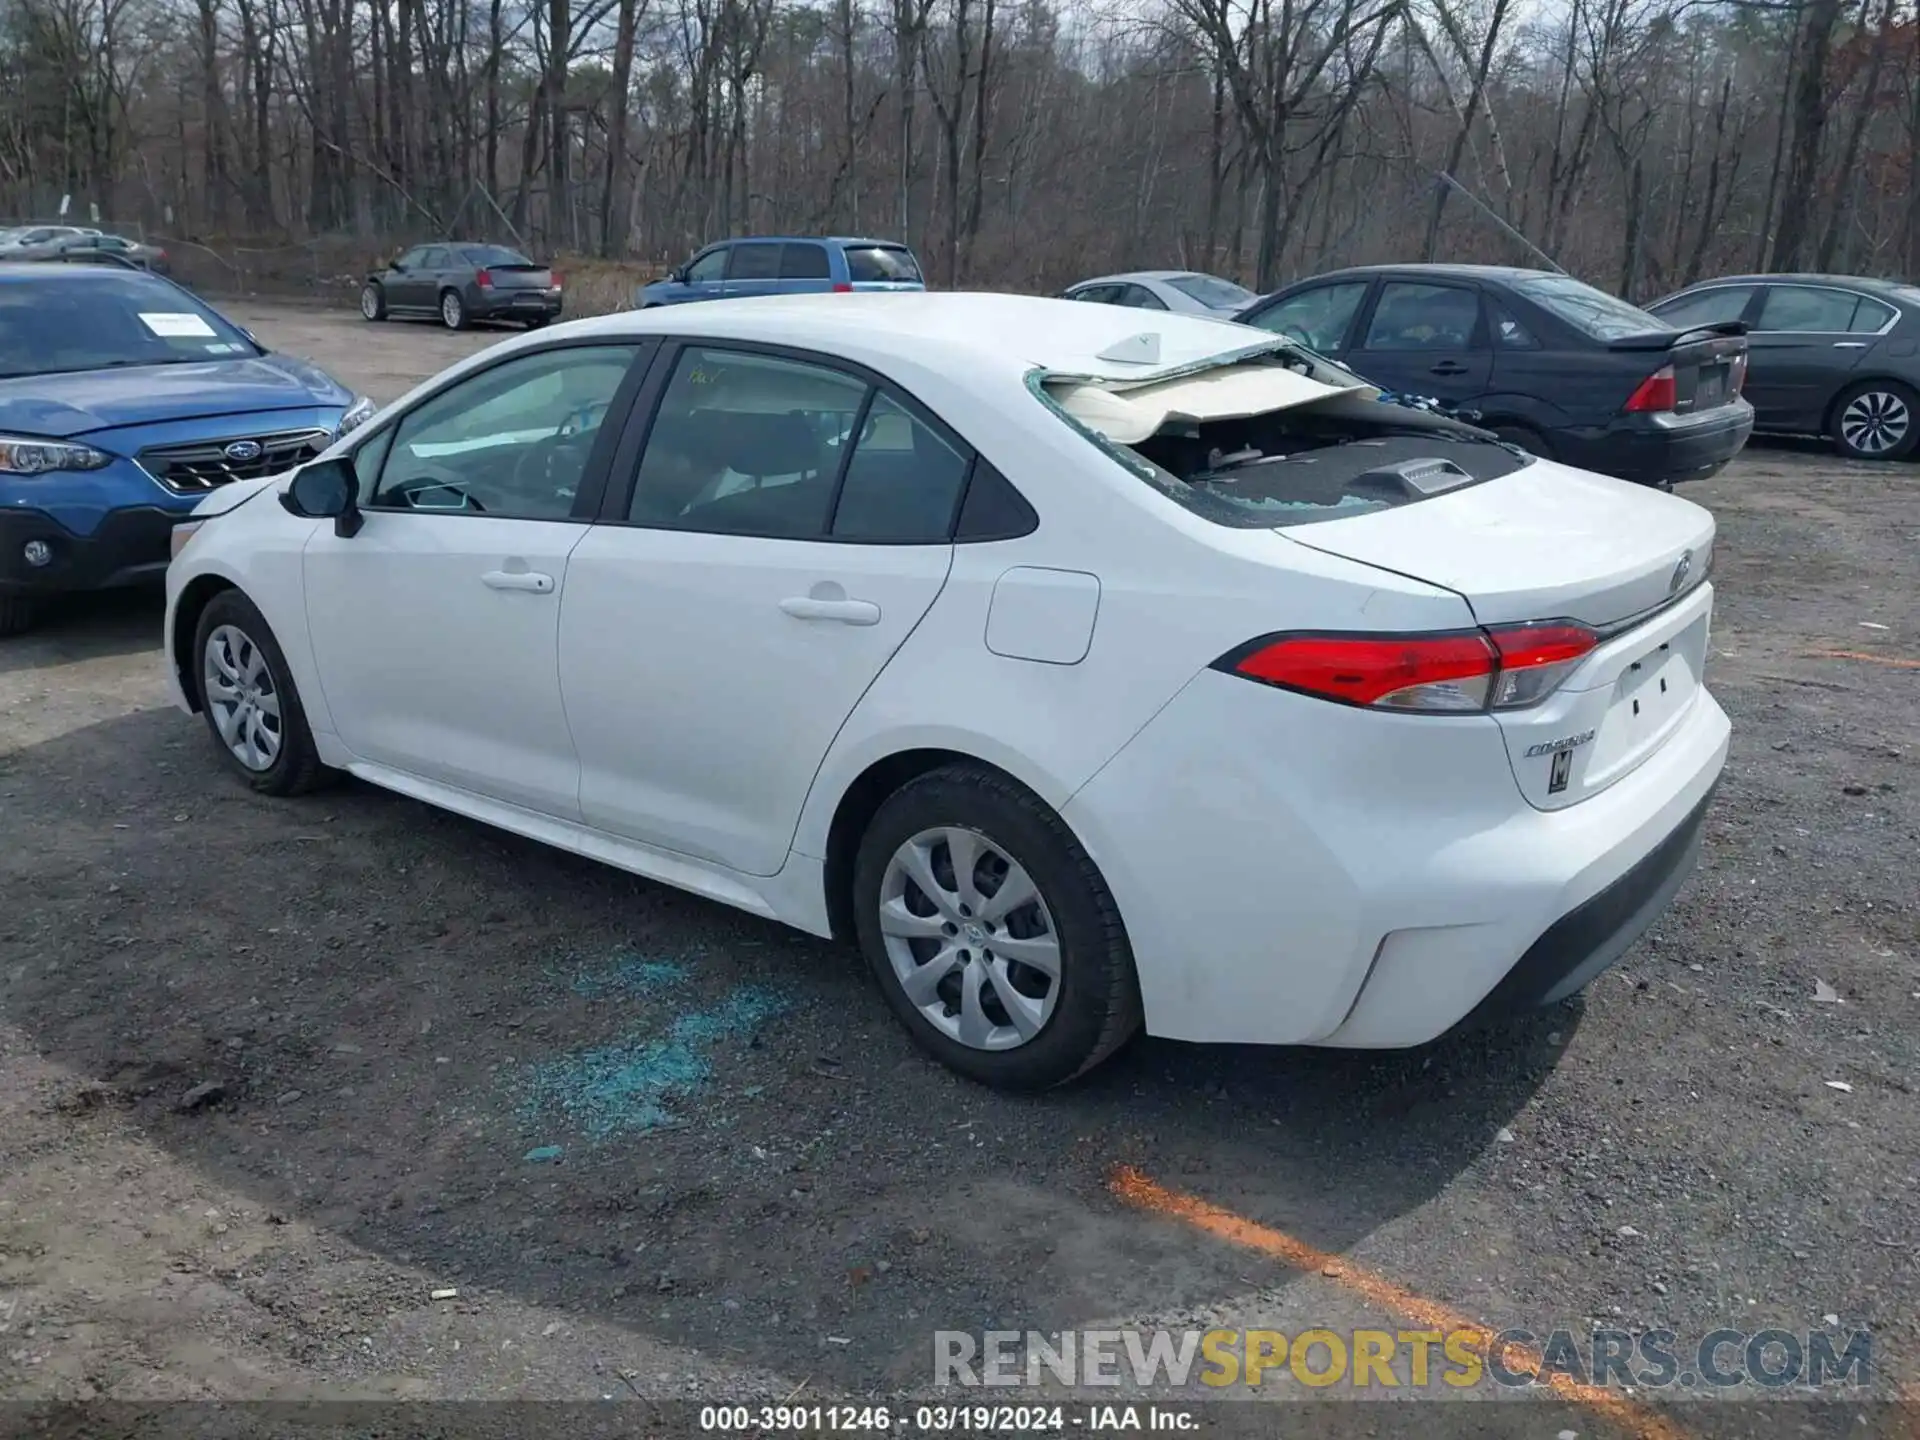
[1743,283,1896,432]
[721,240,783,299]
[778,241,833,295]
[1238,280,1372,356]
[301,340,655,818]
[1347,279,1493,405]
[559,342,968,876]
[675,245,729,302]
[395,247,439,309]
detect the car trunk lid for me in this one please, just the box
[481,262,554,293]
[1611,322,1748,415]
[1286,459,1717,808]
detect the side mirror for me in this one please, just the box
[280,457,363,537]
[390,258,407,272]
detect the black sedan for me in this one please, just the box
[1645,273,1920,461]
[1237,264,1754,487]
[360,242,562,330]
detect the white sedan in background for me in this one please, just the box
[1061,270,1257,317]
[164,293,1729,1090]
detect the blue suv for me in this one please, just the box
[0,263,372,634]
[635,236,926,307]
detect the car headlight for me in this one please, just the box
[0,436,112,476]
[337,395,378,437]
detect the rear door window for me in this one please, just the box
[830,392,972,542]
[780,243,831,280]
[1243,282,1368,352]
[1362,282,1482,351]
[726,243,782,281]
[1071,285,1122,304]
[1119,285,1169,310]
[1758,285,1891,334]
[844,245,922,283]
[1649,286,1755,329]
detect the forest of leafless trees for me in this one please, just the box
[0,0,1914,298]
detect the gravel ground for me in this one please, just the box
[0,302,1915,1427]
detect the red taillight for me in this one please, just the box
[551,270,564,289]
[475,267,493,288]
[1222,623,1598,714]
[1624,363,1676,413]
[832,281,853,293]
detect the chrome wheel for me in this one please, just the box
[877,826,1062,1052]
[203,624,283,772]
[360,285,380,320]
[441,292,463,328]
[1840,389,1910,456]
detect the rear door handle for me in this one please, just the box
[1429,360,1470,376]
[780,596,881,625]
[482,570,555,593]
[1833,341,1868,349]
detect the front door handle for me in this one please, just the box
[482,570,555,593]
[1429,359,1470,376]
[1833,340,1868,349]
[780,596,881,625]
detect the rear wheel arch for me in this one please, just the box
[172,575,240,712]
[824,748,983,943]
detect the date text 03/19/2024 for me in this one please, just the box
[698,1404,1197,1432]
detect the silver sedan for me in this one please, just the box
[1059,270,1256,318]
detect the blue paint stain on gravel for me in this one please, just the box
[521,984,789,1139]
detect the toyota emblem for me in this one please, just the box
[224,440,264,463]
[1669,550,1693,594]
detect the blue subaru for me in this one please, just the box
[0,263,373,634]
[634,236,926,307]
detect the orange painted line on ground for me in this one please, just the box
[1110,1165,1690,1440]
[1805,649,1920,669]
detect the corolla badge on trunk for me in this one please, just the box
[1669,549,1693,594]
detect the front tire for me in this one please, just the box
[193,590,328,796]
[0,596,37,636]
[440,289,468,330]
[360,283,387,321]
[851,764,1141,1091]
[1491,422,1554,461]
[1832,379,1918,461]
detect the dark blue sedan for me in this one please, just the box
[0,264,372,634]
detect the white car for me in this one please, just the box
[1062,270,1258,318]
[164,293,1730,1091]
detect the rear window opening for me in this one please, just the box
[1038,354,1530,529]
[845,246,922,283]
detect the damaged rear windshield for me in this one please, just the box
[1033,354,1527,529]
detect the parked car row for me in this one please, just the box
[0,225,170,274]
[1064,262,1920,470]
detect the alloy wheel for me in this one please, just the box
[360,285,380,319]
[442,293,462,328]
[203,624,283,772]
[877,826,1062,1051]
[1840,389,1910,456]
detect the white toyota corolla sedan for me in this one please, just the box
[164,293,1730,1090]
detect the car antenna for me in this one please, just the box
[1096,333,1162,365]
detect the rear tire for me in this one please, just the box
[1831,379,1918,461]
[193,590,329,797]
[440,289,468,331]
[1491,422,1554,461]
[851,764,1142,1091]
[359,283,387,321]
[0,596,37,636]
[525,315,550,330]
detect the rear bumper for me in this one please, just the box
[0,504,182,596]
[1061,666,1730,1048]
[1559,401,1754,485]
[469,288,563,321]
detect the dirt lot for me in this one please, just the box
[1,302,1917,1428]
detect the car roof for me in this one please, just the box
[0,262,173,288]
[556,291,1269,384]
[1282,263,1567,285]
[1673,273,1911,292]
[1074,271,1214,286]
